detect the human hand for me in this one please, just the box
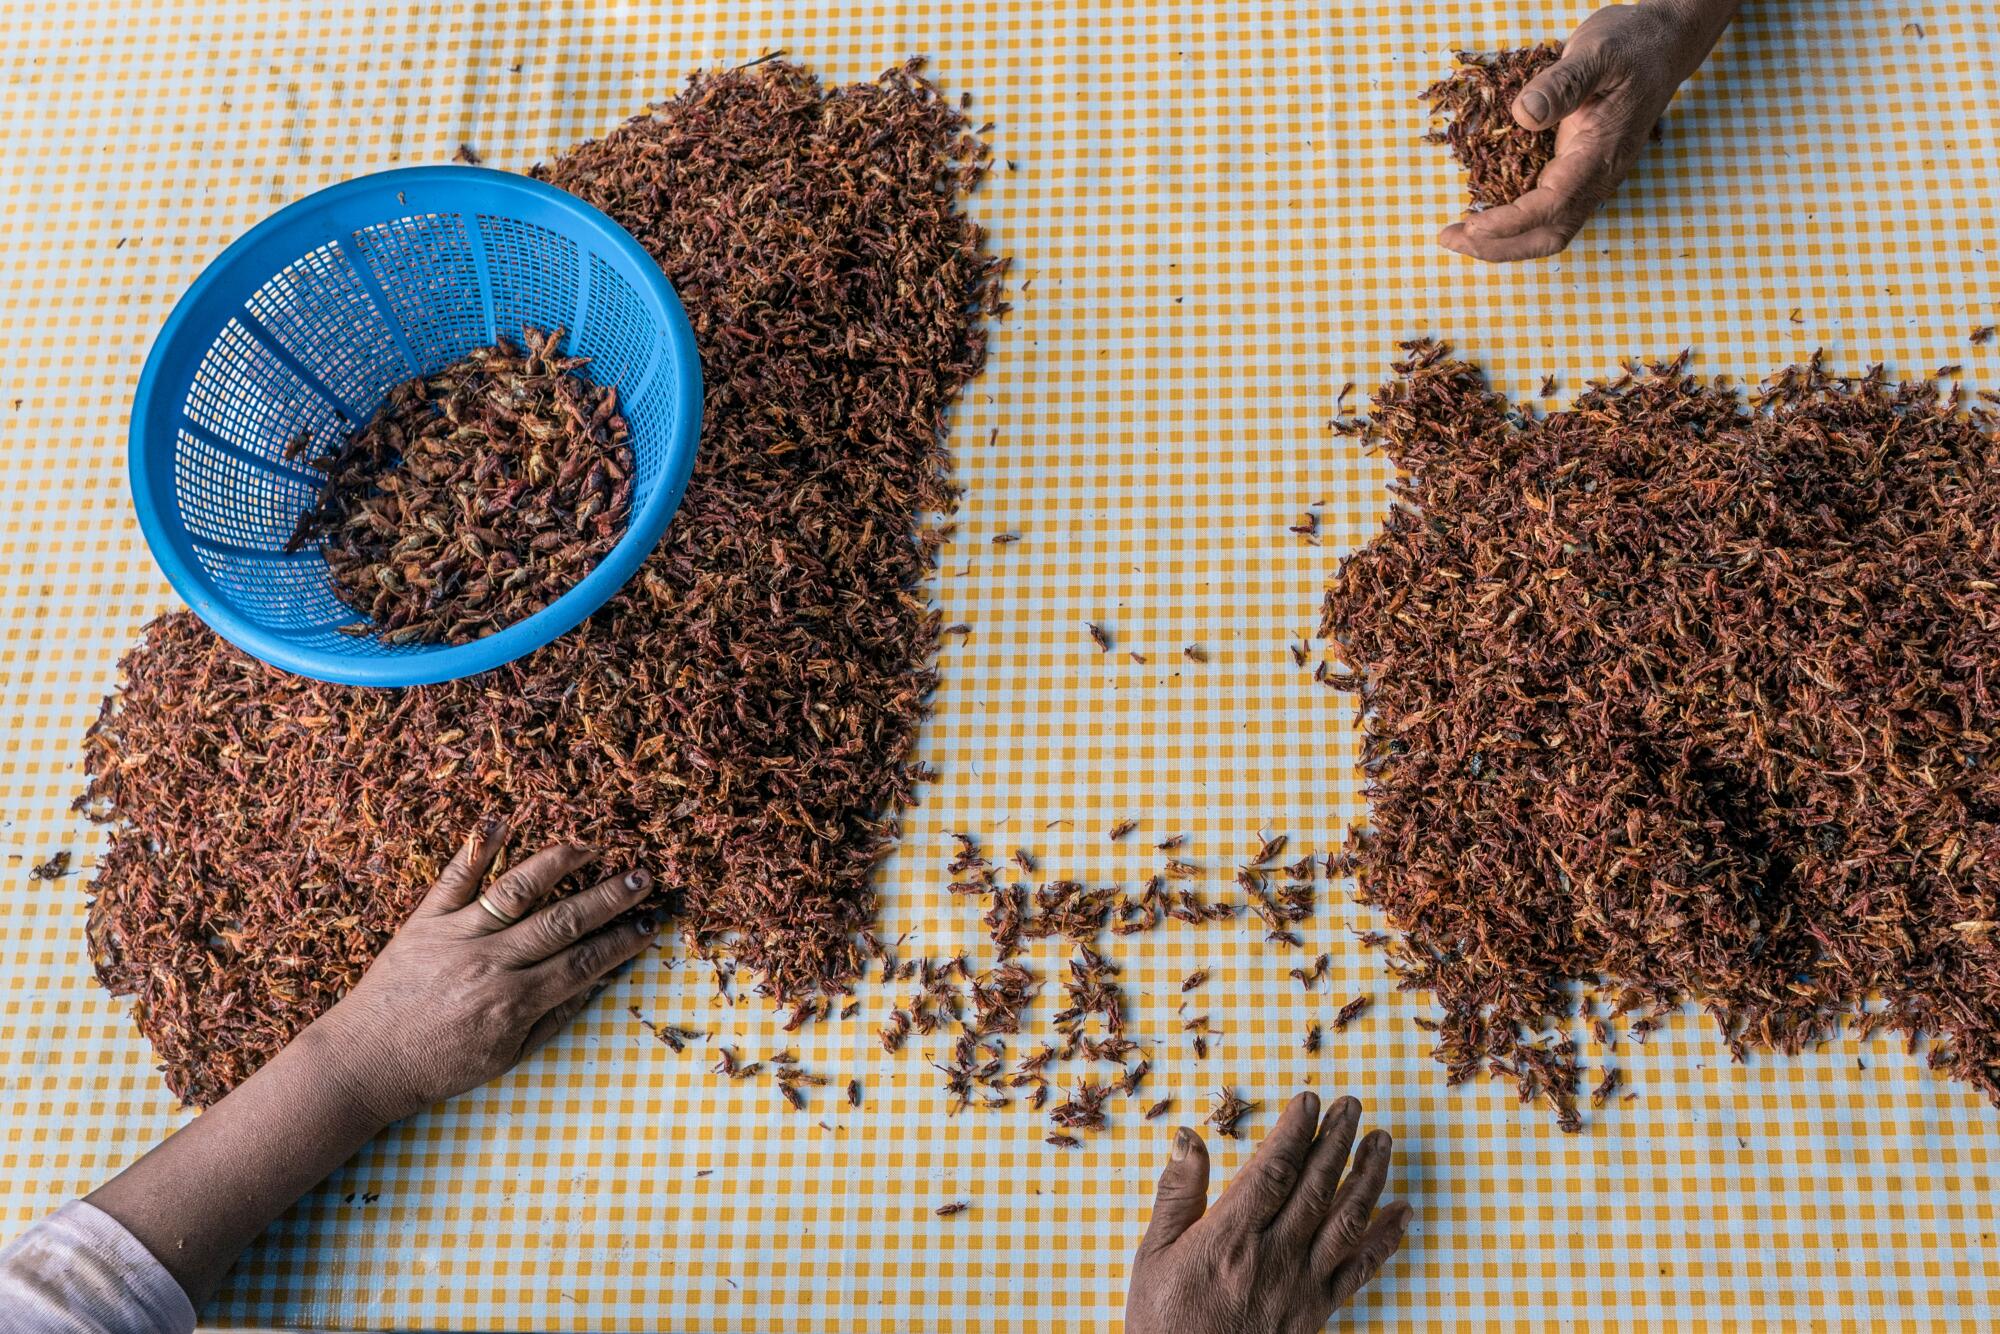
[84,822,662,1306]
[307,820,662,1127]
[1439,0,1740,262]
[1124,1092,1411,1334]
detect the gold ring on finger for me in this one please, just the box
[475,892,521,926]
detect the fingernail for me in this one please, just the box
[1339,1095,1362,1120]
[626,868,651,892]
[1172,1126,1193,1161]
[1300,1090,1320,1122]
[635,914,658,934]
[1519,89,1551,123]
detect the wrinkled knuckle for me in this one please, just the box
[1333,1205,1370,1251]
[1294,1179,1334,1216]
[541,897,589,947]
[565,936,611,985]
[1253,1156,1299,1198]
[489,867,535,906]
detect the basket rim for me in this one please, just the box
[128,164,703,689]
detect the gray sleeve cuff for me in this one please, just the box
[0,1199,199,1334]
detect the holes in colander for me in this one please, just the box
[575,251,657,394]
[183,318,348,472]
[477,214,581,349]
[351,212,487,371]
[244,239,411,410]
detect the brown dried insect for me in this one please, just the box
[1323,338,2000,1127]
[1287,954,1331,991]
[1205,1087,1259,1139]
[1420,46,1562,209]
[79,56,1011,1109]
[1330,996,1371,1032]
[295,326,634,647]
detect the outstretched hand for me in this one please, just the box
[313,820,663,1126]
[1124,1092,1411,1333]
[87,822,662,1311]
[1440,0,1740,262]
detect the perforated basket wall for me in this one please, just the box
[129,166,702,687]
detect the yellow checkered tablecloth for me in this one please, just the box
[2,1,1997,1329]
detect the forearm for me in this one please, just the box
[85,1016,391,1310]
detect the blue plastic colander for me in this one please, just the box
[129,165,702,688]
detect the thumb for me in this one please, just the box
[1513,47,1607,130]
[1139,1126,1212,1255]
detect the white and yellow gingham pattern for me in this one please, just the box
[2,2,1996,1329]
